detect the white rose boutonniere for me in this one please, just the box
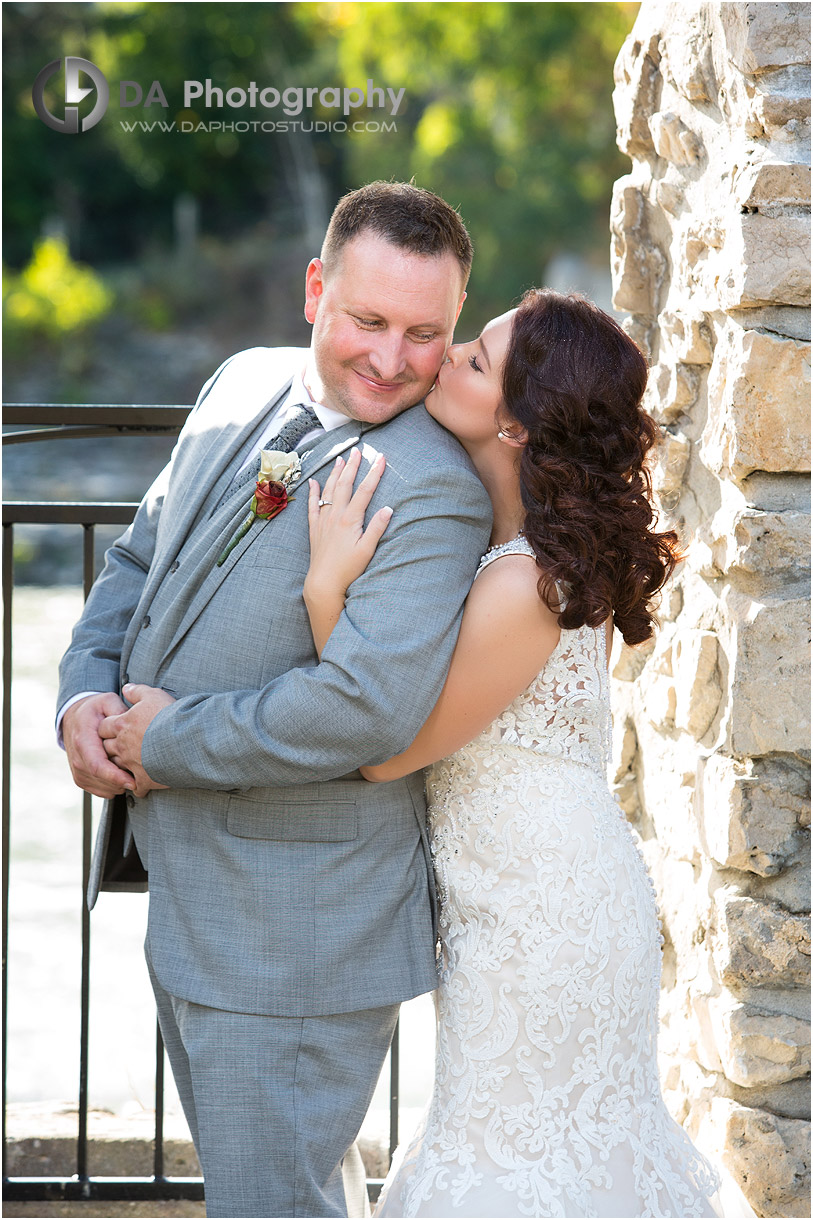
[216,449,302,567]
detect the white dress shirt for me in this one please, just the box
[235,369,348,473]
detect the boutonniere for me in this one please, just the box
[216,449,302,567]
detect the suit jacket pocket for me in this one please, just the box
[226,792,358,842]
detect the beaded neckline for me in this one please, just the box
[477,532,535,574]
[482,531,526,558]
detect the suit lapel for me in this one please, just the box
[121,380,294,673]
[163,378,296,561]
[154,419,379,669]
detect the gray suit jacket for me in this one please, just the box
[58,346,492,1017]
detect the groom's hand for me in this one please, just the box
[99,683,175,798]
[63,692,135,798]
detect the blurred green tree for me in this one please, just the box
[3,236,114,372]
[4,235,112,336]
[3,1,636,333]
[2,1,343,266]
[326,1,637,328]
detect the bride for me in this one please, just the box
[304,289,726,1218]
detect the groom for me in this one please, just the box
[58,181,492,1218]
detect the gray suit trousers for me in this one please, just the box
[147,950,398,1218]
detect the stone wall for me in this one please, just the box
[610,4,810,1217]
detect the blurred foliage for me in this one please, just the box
[322,1,637,323]
[3,236,113,361]
[3,0,636,338]
[2,1,341,268]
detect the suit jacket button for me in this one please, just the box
[125,793,135,809]
[169,560,180,573]
[123,672,130,685]
[142,615,151,629]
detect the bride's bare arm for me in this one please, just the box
[305,452,562,782]
[360,555,561,782]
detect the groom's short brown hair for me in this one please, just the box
[321,181,473,281]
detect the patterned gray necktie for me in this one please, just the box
[215,405,322,515]
[268,402,322,453]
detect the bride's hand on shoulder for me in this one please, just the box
[304,448,392,655]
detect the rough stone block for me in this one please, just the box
[661,581,685,625]
[646,840,712,967]
[644,360,701,424]
[722,591,811,756]
[707,997,810,1087]
[735,159,811,210]
[711,891,811,990]
[740,470,812,513]
[697,753,810,876]
[707,508,811,581]
[613,31,662,156]
[653,428,691,509]
[611,715,641,818]
[712,1099,811,1219]
[727,304,811,344]
[663,18,717,103]
[670,223,727,314]
[610,179,666,315]
[683,220,726,261]
[649,111,703,165]
[621,314,656,362]
[745,860,813,924]
[673,630,722,739]
[638,631,679,729]
[743,62,812,146]
[659,309,714,364]
[678,221,725,305]
[722,2,812,74]
[702,327,811,480]
[611,715,638,784]
[718,214,811,309]
[611,635,654,682]
[656,179,685,215]
[643,673,677,729]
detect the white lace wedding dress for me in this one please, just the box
[376,537,722,1218]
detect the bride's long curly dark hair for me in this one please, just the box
[501,289,681,646]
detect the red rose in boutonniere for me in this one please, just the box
[254,480,288,518]
[216,449,302,567]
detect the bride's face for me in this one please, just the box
[425,310,515,447]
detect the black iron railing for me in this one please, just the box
[2,404,399,1204]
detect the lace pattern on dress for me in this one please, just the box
[376,538,721,1218]
[476,534,611,776]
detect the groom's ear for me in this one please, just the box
[454,290,467,325]
[304,259,324,324]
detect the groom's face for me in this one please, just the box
[304,231,467,424]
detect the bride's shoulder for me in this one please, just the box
[469,548,558,630]
[457,549,560,679]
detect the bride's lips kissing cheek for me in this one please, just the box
[424,311,515,447]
